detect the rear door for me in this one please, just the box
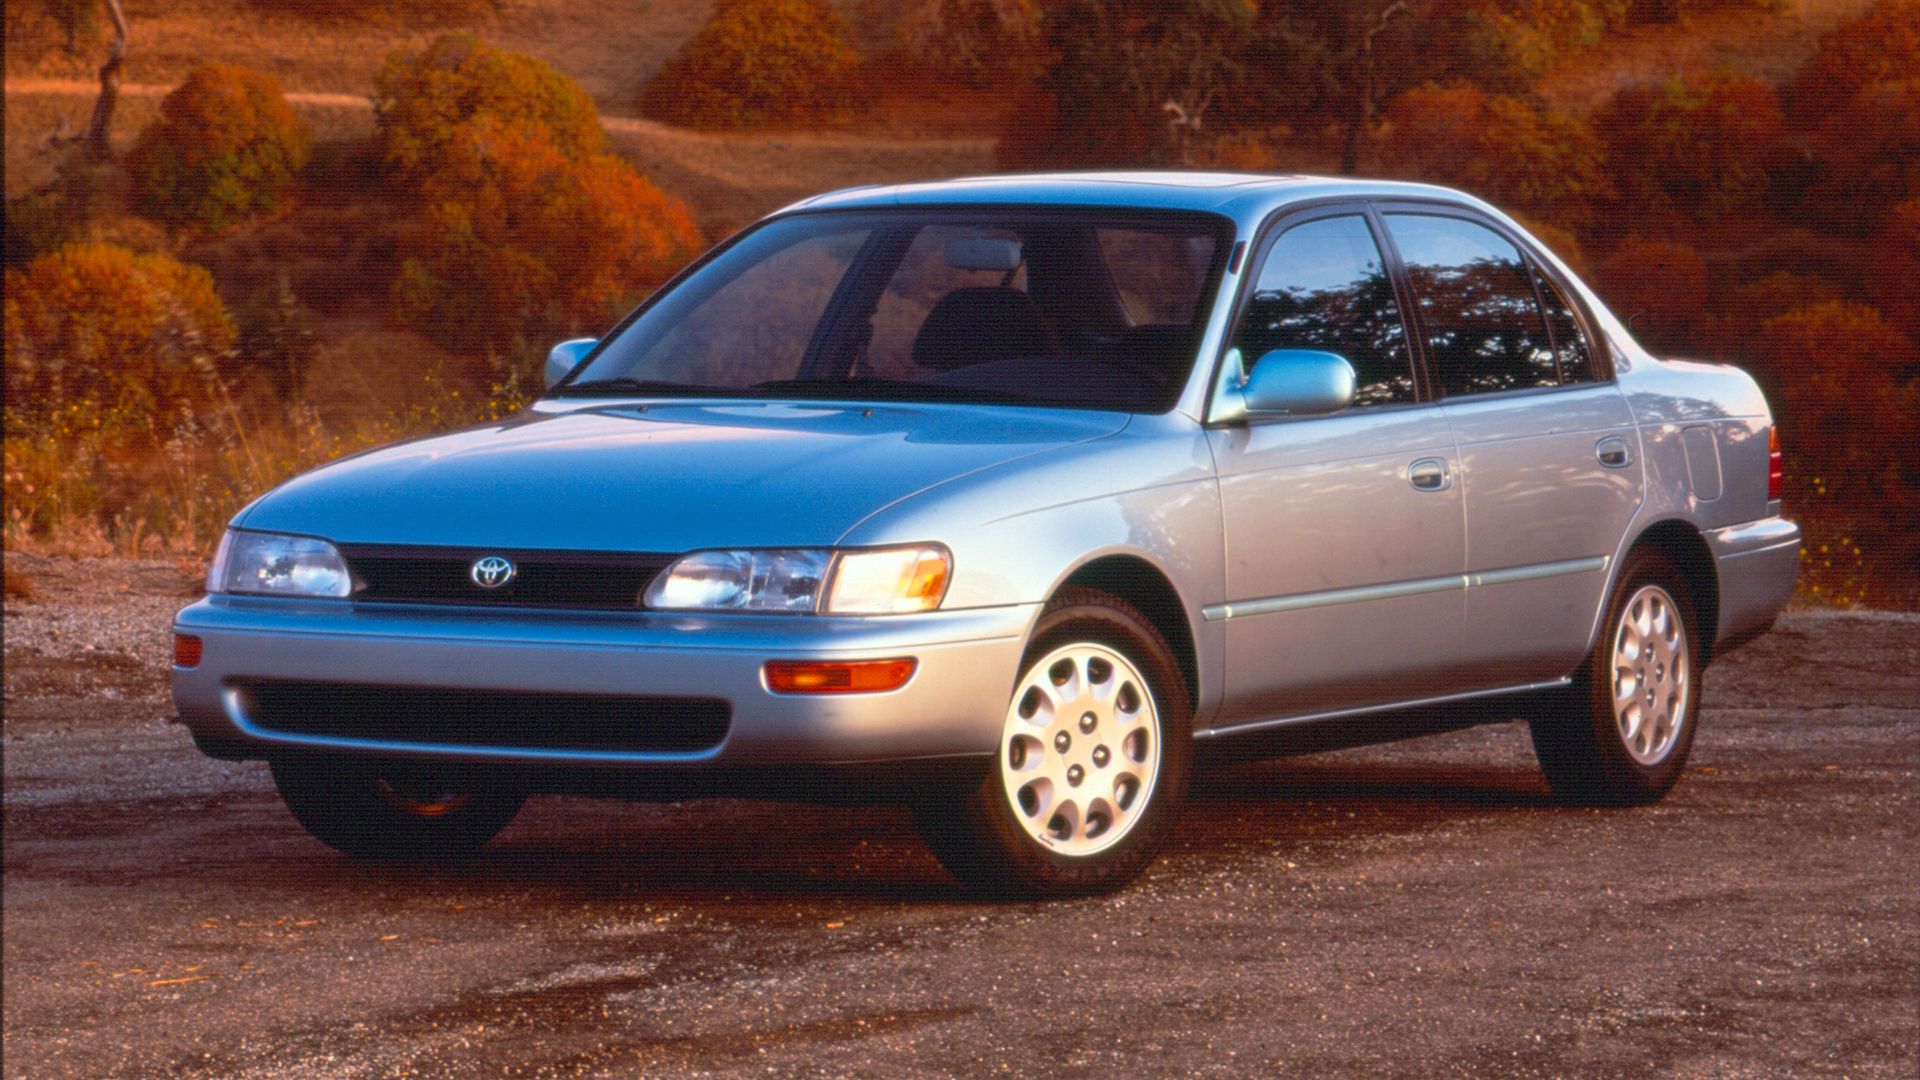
[1379,208,1643,686]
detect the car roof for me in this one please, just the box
[781,172,1499,227]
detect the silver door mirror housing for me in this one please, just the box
[1239,348,1357,418]
[545,338,599,389]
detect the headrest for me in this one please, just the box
[911,287,1050,372]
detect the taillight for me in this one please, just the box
[174,634,203,668]
[1767,427,1784,502]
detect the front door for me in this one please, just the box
[1207,209,1472,728]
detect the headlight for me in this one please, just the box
[208,530,353,598]
[644,545,950,615]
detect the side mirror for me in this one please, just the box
[544,338,598,389]
[1240,348,1356,417]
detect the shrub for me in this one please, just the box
[4,243,237,421]
[1804,78,1920,235]
[374,33,608,182]
[1747,301,1920,604]
[641,0,859,128]
[1376,84,1611,230]
[1592,236,1708,351]
[393,118,703,350]
[125,64,312,231]
[1867,199,1920,339]
[1787,0,1920,120]
[1596,71,1788,223]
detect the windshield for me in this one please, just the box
[557,208,1234,412]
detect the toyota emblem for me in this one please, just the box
[470,555,516,589]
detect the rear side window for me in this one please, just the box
[1232,214,1416,407]
[1384,214,1556,397]
[1534,265,1597,384]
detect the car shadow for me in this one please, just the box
[250,757,1566,903]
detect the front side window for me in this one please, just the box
[1231,214,1416,407]
[562,209,1232,412]
[1385,214,1556,397]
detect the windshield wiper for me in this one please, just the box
[553,377,742,398]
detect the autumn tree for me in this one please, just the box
[997,0,1255,169]
[393,118,703,351]
[1593,236,1709,351]
[1376,84,1611,229]
[1596,72,1789,223]
[642,0,859,128]
[126,63,312,230]
[4,243,237,420]
[374,33,608,182]
[1785,0,1919,120]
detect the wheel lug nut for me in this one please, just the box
[1066,764,1084,786]
[1092,746,1110,768]
[1054,731,1071,753]
[1079,712,1097,733]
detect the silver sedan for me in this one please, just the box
[172,173,1801,895]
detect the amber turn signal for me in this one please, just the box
[764,658,917,695]
[174,634,203,669]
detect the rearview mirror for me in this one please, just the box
[1240,349,1357,418]
[545,338,598,389]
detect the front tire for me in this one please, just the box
[270,759,526,861]
[1530,548,1703,806]
[917,588,1192,897]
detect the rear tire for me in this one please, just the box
[916,587,1192,897]
[270,759,525,861]
[1530,548,1703,806]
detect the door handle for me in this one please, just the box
[1408,457,1451,492]
[1596,436,1633,469]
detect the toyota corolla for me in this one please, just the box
[172,173,1800,895]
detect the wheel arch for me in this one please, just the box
[1624,518,1722,663]
[1056,554,1200,710]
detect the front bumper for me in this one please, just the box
[1706,515,1800,656]
[171,597,1037,769]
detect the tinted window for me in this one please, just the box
[1385,214,1555,397]
[1232,215,1415,406]
[1097,228,1217,326]
[1534,265,1596,384]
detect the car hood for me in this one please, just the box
[238,400,1129,551]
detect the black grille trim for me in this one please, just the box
[337,544,674,610]
[234,680,730,754]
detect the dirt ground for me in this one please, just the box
[3,554,1915,1078]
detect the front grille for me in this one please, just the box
[234,680,730,754]
[337,544,674,609]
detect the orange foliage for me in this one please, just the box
[393,118,704,350]
[642,0,859,128]
[1596,71,1787,222]
[1805,78,1920,234]
[374,33,609,183]
[4,244,237,421]
[1377,84,1610,229]
[1748,301,1920,601]
[1787,0,1920,120]
[1867,200,1920,338]
[125,64,312,231]
[1593,236,1708,349]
